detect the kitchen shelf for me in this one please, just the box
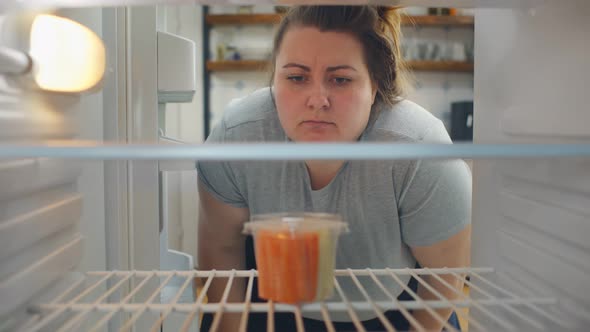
[206,59,270,72]
[406,60,474,73]
[25,267,563,332]
[205,14,474,28]
[206,60,474,73]
[206,13,282,25]
[404,15,474,27]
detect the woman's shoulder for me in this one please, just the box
[211,87,284,142]
[221,87,276,129]
[367,99,450,143]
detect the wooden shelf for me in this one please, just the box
[205,14,282,25]
[205,14,473,27]
[206,60,473,73]
[405,60,474,72]
[404,15,474,27]
[206,60,270,72]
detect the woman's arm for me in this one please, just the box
[198,179,250,332]
[409,224,471,332]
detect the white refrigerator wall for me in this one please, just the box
[472,1,590,329]
[0,7,109,322]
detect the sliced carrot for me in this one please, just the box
[254,230,270,299]
[255,230,321,304]
[291,234,308,303]
[273,231,287,302]
[282,234,298,303]
[267,232,282,300]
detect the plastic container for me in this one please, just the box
[243,213,348,304]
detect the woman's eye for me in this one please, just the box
[287,75,306,83]
[332,77,351,85]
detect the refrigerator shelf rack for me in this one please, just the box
[22,267,565,332]
[0,142,589,161]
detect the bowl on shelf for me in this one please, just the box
[243,212,349,304]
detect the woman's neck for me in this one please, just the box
[305,160,345,191]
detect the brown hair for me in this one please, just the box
[269,6,412,111]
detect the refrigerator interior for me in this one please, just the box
[0,0,589,331]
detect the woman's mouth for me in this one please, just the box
[301,120,334,128]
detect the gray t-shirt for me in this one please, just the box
[197,87,471,321]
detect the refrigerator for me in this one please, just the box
[0,0,588,331]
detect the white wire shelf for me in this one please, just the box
[22,267,563,332]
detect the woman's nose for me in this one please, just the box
[306,82,330,110]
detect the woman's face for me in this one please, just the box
[273,26,377,142]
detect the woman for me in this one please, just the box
[197,6,471,331]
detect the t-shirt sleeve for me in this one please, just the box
[398,121,472,247]
[196,117,248,208]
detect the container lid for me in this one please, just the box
[243,212,349,235]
